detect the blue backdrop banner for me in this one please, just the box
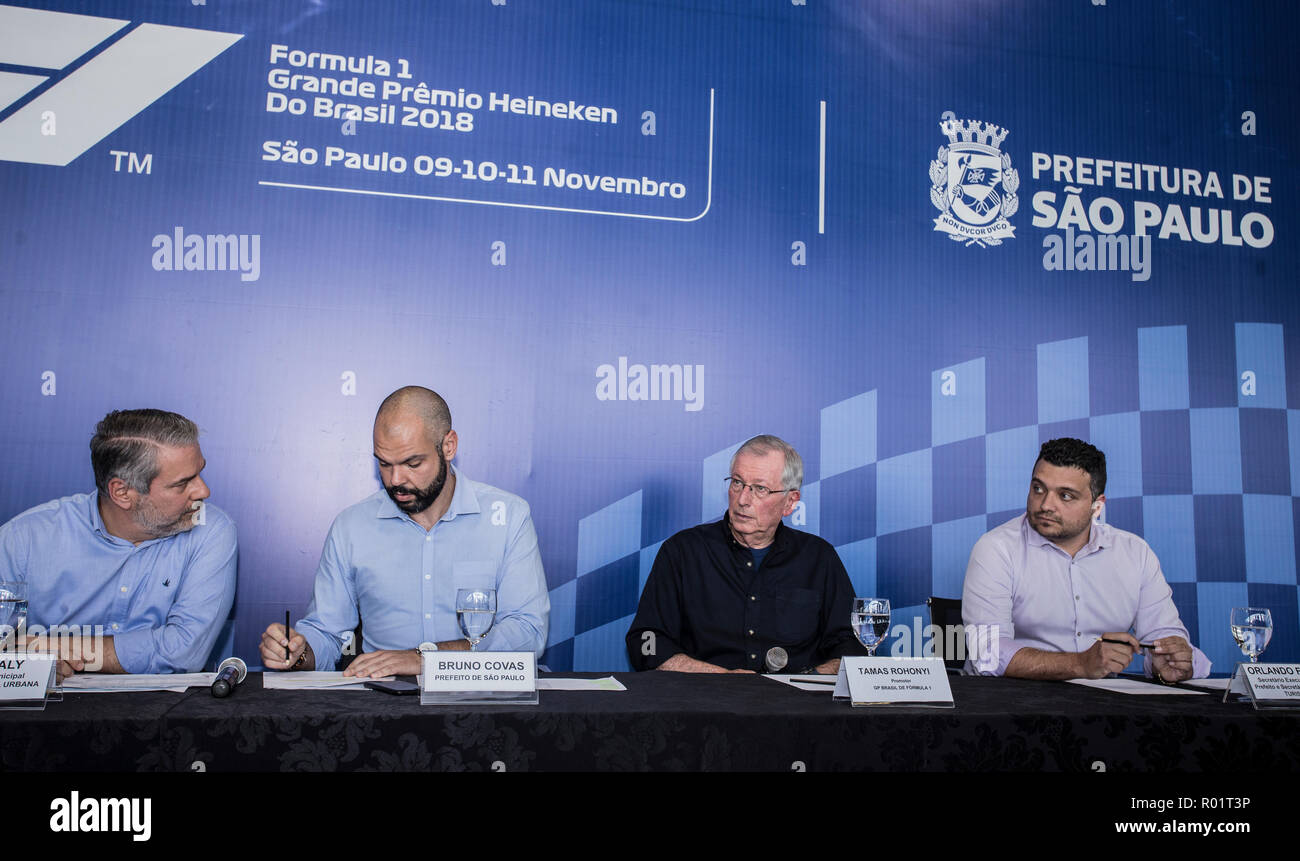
[1,0,1295,673]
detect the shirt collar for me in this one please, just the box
[87,491,111,538]
[87,491,168,548]
[719,511,789,553]
[1020,511,1110,556]
[374,464,479,523]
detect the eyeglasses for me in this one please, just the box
[725,476,791,500]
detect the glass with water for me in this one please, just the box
[456,588,497,650]
[1230,607,1272,663]
[851,597,891,656]
[0,581,26,652]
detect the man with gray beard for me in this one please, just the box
[0,409,237,679]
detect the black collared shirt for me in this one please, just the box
[626,514,866,672]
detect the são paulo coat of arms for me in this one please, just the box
[930,118,1018,247]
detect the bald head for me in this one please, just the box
[375,386,452,443]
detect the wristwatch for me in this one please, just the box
[416,641,438,655]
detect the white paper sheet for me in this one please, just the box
[60,672,216,693]
[535,676,626,691]
[765,673,839,692]
[261,671,393,690]
[1066,677,1208,695]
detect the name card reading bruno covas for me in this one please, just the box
[1225,662,1300,710]
[420,651,538,705]
[833,657,954,708]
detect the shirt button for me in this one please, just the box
[120,586,127,592]
[1076,631,1082,637]
[750,596,756,601]
[426,536,431,542]
[424,574,431,580]
[746,561,752,567]
[1075,595,1080,601]
[750,653,757,659]
[747,629,754,636]
[112,623,119,630]
[425,613,431,619]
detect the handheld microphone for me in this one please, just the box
[211,656,247,698]
[764,646,788,673]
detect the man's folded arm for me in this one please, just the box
[626,540,689,671]
[477,507,548,658]
[806,549,862,674]
[1133,546,1211,679]
[960,542,1032,676]
[293,525,358,671]
[112,515,238,673]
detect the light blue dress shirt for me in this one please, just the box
[295,467,549,668]
[963,514,1211,678]
[0,492,238,673]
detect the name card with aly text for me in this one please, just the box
[421,651,538,705]
[0,655,56,710]
[833,656,954,708]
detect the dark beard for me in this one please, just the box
[385,449,448,514]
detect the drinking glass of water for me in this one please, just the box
[0,581,26,652]
[457,588,497,650]
[852,597,890,656]
[1229,607,1272,663]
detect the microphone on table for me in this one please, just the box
[211,656,247,698]
[765,646,788,673]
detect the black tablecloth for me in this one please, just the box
[2,673,1295,772]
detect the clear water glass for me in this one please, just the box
[457,588,497,650]
[851,597,891,656]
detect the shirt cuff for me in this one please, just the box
[965,624,1024,676]
[109,628,155,674]
[298,625,339,671]
[477,625,544,659]
[628,630,680,671]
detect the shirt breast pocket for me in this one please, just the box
[771,587,821,643]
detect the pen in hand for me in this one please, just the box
[285,610,291,663]
[1100,637,1155,649]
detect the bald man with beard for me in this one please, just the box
[261,387,548,676]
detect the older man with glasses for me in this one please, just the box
[626,434,863,674]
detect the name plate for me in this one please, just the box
[420,651,538,706]
[833,656,954,708]
[0,655,56,709]
[1224,662,1300,710]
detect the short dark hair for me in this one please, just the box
[90,409,200,495]
[1036,438,1106,499]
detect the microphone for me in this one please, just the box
[764,646,788,673]
[210,656,247,698]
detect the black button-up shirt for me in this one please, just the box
[626,514,865,672]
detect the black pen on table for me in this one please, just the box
[285,610,291,662]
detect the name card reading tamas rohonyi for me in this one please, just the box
[832,656,954,708]
[420,652,538,705]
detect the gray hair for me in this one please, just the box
[730,434,803,492]
[90,409,199,495]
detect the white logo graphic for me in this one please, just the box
[595,358,704,412]
[49,790,151,842]
[930,117,1018,247]
[0,5,241,166]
